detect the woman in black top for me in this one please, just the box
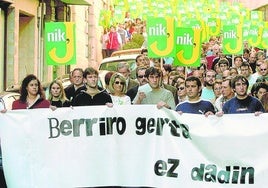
[48,80,71,108]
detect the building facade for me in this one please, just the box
[0,0,107,91]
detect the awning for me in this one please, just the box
[1,0,13,3]
[60,0,91,5]
[0,0,13,6]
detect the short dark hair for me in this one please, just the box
[218,58,229,66]
[255,82,268,93]
[240,62,250,68]
[185,76,202,88]
[141,48,148,54]
[136,54,144,62]
[234,55,243,62]
[222,77,232,87]
[204,69,216,77]
[145,67,162,78]
[243,48,250,54]
[135,66,147,77]
[231,75,249,89]
[71,68,83,77]
[83,67,99,78]
[163,64,172,72]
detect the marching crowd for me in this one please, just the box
[1,39,268,117]
[101,13,147,58]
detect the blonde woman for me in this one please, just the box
[48,80,71,108]
[108,73,131,105]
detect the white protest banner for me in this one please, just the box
[0,105,268,188]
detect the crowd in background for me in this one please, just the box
[2,40,267,115]
[1,12,268,115]
[101,12,147,58]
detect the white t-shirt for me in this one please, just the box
[111,95,131,105]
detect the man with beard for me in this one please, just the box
[133,67,175,110]
[72,67,113,106]
[201,70,216,102]
[218,75,264,115]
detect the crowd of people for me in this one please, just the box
[1,11,268,116]
[1,39,267,117]
[101,12,147,58]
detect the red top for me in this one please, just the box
[12,99,50,110]
[106,32,120,50]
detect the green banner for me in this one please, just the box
[247,22,263,48]
[242,20,251,41]
[251,11,263,21]
[207,18,221,36]
[173,27,202,67]
[45,22,76,65]
[147,17,175,58]
[222,25,243,55]
[261,25,268,49]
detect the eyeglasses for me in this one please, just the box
[114,81,125,85]
[138,75,146,78]
[260,69,267,71]
[177,87,185,90]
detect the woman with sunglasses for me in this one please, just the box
[176,82,187,105]
[108,73,131,105]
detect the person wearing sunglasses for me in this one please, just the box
[251,59,265,81]
[176,82,187,105]
[256,60,268,84]
[108,73,131,105]
[126,66,148,102]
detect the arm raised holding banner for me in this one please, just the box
[216,75,264,116]
[133,67,175,110]
[175,76,215,117]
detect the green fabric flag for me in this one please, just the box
[222,24,243,55]
[147,17,175,58]
[45,22,76,66]
[173,27,202,67]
